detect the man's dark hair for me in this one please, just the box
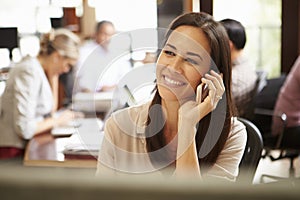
[220,18,246,50]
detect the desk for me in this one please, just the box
[24,118,104,168]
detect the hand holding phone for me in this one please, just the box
[201,83,209,102]
[196,83,209,103]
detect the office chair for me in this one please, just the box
[237,117,264,184]
[237,70,267,121]
[253,74,287,141]
[258,112,300,183]
[251,74,300,183]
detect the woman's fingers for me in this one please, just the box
[210,70,224,89]
[205,71,225,98]
[180,70,225,124]
[200,70,225,108]
[205,71,225,92]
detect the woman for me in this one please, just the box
[97,12,247,181]
[0,28,80,159]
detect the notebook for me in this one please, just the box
[60,118,104,158]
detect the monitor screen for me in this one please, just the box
[51,18,64,28]
[0,27,18,52]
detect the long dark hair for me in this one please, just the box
[145,12,235,171]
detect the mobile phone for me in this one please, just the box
[201,83,209,102]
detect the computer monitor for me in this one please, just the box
[0,27,18,59]
[51,18,64,28]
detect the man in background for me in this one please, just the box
[220,18,257,117]
[74,20,131,93]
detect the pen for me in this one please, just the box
[123,84,137,105]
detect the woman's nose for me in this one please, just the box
[168,56,183,73]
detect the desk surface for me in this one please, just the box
[24,118,104,168]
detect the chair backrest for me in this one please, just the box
[253,74,287,136]
[237,117,264,183]
[238,70,267,120]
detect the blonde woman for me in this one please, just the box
[0,29,80,159]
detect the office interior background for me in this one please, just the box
[0,0,300,199]
[0,0,299,78]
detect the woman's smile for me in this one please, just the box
[162,74,186,88]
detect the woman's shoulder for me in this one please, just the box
[8,57,42,83]
[111,102,150,122]
[106,102,150,135]
[231,117,245,129]
[12,57,41,74]
[229,117,247,141]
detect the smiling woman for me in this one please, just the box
[96,12,247,182]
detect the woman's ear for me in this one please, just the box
[229,40,234,50]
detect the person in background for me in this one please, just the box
[220,19,257,117]
[74,20,132,93]
[0,28,81,159]
[96,12,247,181]
[272,56,300,136]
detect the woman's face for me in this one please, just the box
[156,25,211,102]
[59,56,77,74]
[54,53,77,75]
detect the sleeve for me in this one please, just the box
[293,56,300,85]
[13,67,41,139]
[96,117,117,176]
[204,119,247,181]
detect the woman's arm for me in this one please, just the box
[175,119,201,178]
[175,71,225,178]
[13,67,42,139]
[13,67,75,139]
[35,110,75,135]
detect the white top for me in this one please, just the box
[0,57,53,149]
[97,102,247,181]
[74,40,132,92]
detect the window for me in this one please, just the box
[214,0,281,78]
[93,0,157,32]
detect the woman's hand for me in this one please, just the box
[54,110,84,127]
[175,70,225,177]
[178,70,225,126]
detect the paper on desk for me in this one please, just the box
[63,133,103,157]
[72,92,114,112]
[61,118,105,156]
[51,126,77,137]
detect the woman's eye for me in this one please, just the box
[185,58,198,65]
[163,50,175,56]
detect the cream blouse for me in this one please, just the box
[96,102,247,181]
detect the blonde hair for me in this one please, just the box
[39,28,80,59]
